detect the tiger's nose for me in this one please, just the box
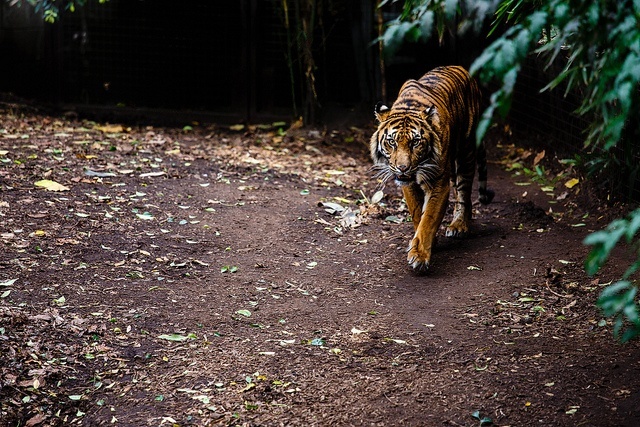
[397,164,409,173]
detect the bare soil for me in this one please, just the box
[1,107,639,427]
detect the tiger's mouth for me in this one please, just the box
[394,173,415,184]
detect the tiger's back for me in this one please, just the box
[394,66,480,138]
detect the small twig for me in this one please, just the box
[545,281,574,299]
[383,393,397,406]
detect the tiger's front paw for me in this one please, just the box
[407,240,431,273]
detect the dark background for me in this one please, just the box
[0,0,487,124]
[0,0,585,147]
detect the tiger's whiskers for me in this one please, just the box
[371,163,394,189]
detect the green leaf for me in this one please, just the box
[158,333,197,342]
[136,212,154,220]
[310,337,325,346]
[418,10,434,42]
[476,104,496,144]
[236,309,252,317]
[480,417,494,426]
[596,280,640,342]
[385,215,403,224]
[444,0,458,21]
[221,265,238,273]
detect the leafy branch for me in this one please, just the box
[5,0,108,23]
[584,209,640,342]
[378,0,498,58]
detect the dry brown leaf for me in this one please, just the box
[533,150,545,166]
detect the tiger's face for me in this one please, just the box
[371,104,442,187]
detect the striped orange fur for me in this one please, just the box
[370,65,494,273]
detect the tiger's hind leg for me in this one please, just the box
[446,155,474,238]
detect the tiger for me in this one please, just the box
[370,65,494,273]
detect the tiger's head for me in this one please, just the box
[370,102,443,188]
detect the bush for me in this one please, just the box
[584,210,640,342]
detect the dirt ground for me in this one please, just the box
[1,105,639,427]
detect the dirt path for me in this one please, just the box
[1,111,639,426]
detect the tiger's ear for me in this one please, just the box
[374,102,390,123]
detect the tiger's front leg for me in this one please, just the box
[405,181,449,273]
[401,182,424,231]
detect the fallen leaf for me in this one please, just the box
[240,382,256,392]
[34,180,69,192]
[370,190,384,204]
[533,150,545,166]
[25,413,46,427]
[236,309,252,317]
[565,178,579,189]
[139,171,166,178]
[321,201,345,214]
[95,124,124,133]
[85,169,117,177]
[158,333,197,342]
[136,212,155,220]
[385,215,403,224]
[310,338,325,346]
[0,278,17,287]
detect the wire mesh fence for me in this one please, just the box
[1,0,377,123]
